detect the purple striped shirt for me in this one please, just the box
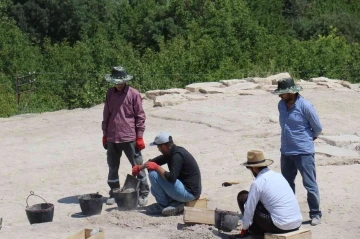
[102,85,146,143]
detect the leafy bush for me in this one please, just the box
[1,0,360,117]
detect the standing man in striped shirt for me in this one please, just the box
[273,77,323,226]
[102,66,149,206]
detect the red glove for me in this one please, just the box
[102,136,107,150]
[132,165,141,176]
[146,162,159,171]
[239,229,249,238]
[136,138,145,151]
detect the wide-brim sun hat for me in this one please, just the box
[272,77,303,95]
[104,66,133,84]
[242,150,274,167]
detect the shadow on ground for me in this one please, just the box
[58,195,80,204]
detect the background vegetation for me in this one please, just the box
[1,0,360,117]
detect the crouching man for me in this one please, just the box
[234,150,303,238]
[132,132,202,216]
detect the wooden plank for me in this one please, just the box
[183,206,215,225]
[264,228,311,239]
[85,229,92,238]
[185,197,208,208]
[66,229,105,239]
[89,231,105,239]
[66,229,85,239]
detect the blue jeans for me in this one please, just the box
[281,154,322,218]
[148,170,195,207]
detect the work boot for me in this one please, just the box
[162,201,185,216]
[138,195,148,206]
[145,203,164,215]
[106,197,115,205]
[310,216,321,226]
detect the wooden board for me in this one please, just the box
[185,197,208,208]
[183,206,215,225]
[66,229,105,239]
[265,228,311,239]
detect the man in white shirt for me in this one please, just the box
[234,150,303,238]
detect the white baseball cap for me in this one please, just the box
[150,132,173,146]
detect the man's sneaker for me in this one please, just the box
[138,195,148,207]
[162,202,185,216]
[145,203,164,215]
[106,197,115,205]
[310,216,321,226]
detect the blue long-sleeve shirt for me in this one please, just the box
[278,95,322,155]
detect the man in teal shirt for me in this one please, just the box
[273,77,322,226]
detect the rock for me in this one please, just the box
[248,77,272,85]
[296,81,321,89]
[183,94,208,101]
[318,135,360,147]
[333,88,354,92]
[219,79,248,86]
[262,85,278,92]
[225,82,261,92]
[145,88,190,100]
[341,82,360,90]
[199,87,226,94]
[185,82,224,92]
[269,115,278,123]
[309,77,342,83]
[237,90,267,96]
[309,77,330,83]
[266,72,292,85]
[316,82,343,88]
[153,94,188,107]
[315,145,359,157]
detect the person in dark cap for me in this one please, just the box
[132,132,202,216]
[232,150,302,238]
[102,66,149,206]
[273,77,322,226]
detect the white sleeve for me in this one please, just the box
[241,182,261,230]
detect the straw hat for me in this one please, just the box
[242,150,274,167]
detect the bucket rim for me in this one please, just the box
[215,208,239,215]
[25,203,54,212]
[78,193,103,200]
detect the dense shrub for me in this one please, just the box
[1,0,359,117]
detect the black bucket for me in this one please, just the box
[114,174,140,210]
[25,191,54,225]
[114,188,139,210]
[214,208,239,232]
[78,193,103,216]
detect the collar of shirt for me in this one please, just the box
[255,167,270,179]
[280,94,302,110]
[295,94,300,103]
[114,84,129,94]
[169,144,177,155]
